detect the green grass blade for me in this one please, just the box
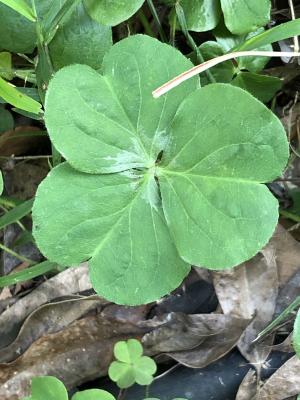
[0,77,42,114]
[237,19,300,51]
[0,260,59,287]
[0,0,36,21]
[0,198,34,230]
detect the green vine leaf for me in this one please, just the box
[220,0,271,35]
[33,35,288,305]
[108,339,157,388]
[294,309,300,358]
[159,84,288,269]
[83,0,145,26]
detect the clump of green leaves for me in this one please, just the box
[109,339,157,389]
[163,0,271,34]
[32,34,288,305]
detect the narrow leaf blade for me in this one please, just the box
[0,0,35,21]
[0,77,42,114]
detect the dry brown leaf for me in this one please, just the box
[257,356,300,400]
[0,295,107,363]
[213,245,278,370]
[235,369,258,400]
[0,264,91,348]
[271,225,300,287]
[0,127,46,158]
[143,312,250,368]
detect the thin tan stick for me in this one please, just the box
[152,50,300,98]
[288,0,299,53]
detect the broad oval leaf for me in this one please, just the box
[32,163,190,305]
[159,84,288,269]
[49,2,112,70]
[294,309,300,358]
[180,0,221,32]
[83,0,145,26]
[31,376,68,400]
[45,35,199,174]
[72,389,116,400]
[220,0,271,35]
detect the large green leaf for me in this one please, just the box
[159,84,288,269]
[83,0,145,26]
[49,2,112,70]
[31,376,68,400]
[34,35,288,306]
[180,0,221,32]
[33,163,190,305]
[220,0,271,35]
[45,35,199,174]
[294,309,300,358]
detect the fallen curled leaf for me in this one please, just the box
[0,264,91,348]
[0,295,107,363]
[0,127,45,157]
[235,369,258,400]
[142,312,250,368]
[271,225,300,287]
[257,356,300,400]
[213,244,278,370]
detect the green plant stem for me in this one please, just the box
[170,8,177,46]
[175,2,216,84]
[0,243,35,265]
[0,260,58,287]
[147,0,167,42]
[137,9,155,37]
[117,389,127,400]
[280,209,300,223]
[253,295,300,343]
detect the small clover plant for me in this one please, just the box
[22,376,115,400]
[109,339,157,389]
[32,34,289,305]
